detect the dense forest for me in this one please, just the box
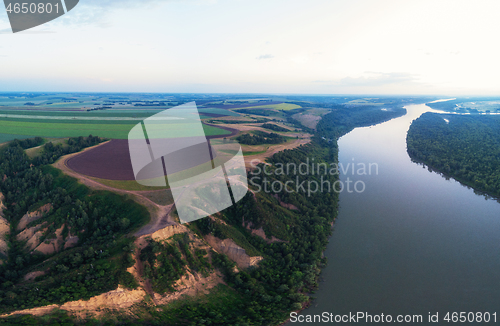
[407,112,500,197]
[0,136,149,314]
[2,104,408,325]
[316,105,407,139]
[1,139,338,325]
[9,137,44,150]
[206,118,270,124]
[236,131,287,145]
[261,123,289,132]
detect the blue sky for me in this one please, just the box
[1,0,500,95]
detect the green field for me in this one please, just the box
[235,103,301,111]
[141,189,175,206]
[243,150,266,156]
[89,176,169,191]
[25,138,68,158]
[198,108,240,116]
[0,108,164,118]
[0,133,34,144]
[0,109,220,119]
[0,120,230,139]
[0,115,213,124]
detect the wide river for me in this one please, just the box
[296,103,500,325]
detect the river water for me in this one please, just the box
[296,103,500,325]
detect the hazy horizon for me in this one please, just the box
[2,0,500,95]
[0,92,492,98]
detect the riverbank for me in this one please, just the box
[298,103,500,324]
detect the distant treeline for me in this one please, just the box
[261,123,289,132]
[87,106,112,111]
[237,108,281,117]
[134,102,167,107]
[427,98,500,114]
[207,118,270,124]
[407,112,500,197]
[10,137,44,149]
[316,105,407,139]
[33,135,103,166]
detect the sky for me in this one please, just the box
[0,0,500,95]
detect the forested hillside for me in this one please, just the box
[0,136,150,314]
[1,104,408,325]
[316,106,407,139]
[236,131,287,145]
[261,123,289,132]
[407,112,500,197]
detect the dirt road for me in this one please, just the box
[53,143,177,237]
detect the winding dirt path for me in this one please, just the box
[1,118,302,319]
[52,143,177,237]
[243,136,312,167]
[205,121,312,166]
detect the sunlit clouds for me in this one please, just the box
[0,0,499,94]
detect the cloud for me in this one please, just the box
[0,26,56,33]
[37,0,183,28]
[83,0,173,6]
[256,54,274,60]
[312,80,333,83]
[290,55,308,64]
[74,0,205,20]
[0,0,210,32]
[337,72,419,87]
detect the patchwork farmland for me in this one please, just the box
[0,93,310,191]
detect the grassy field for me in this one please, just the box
[0,120,230,139]
[198,108,240,116]
[292,108,330,129]
[83,177,174,205]
[0,108,162,117]
[141,189,175,206]
[235,103,301,111]
[89,176,170,191]
[242,150,267,156]
[0,110,215,120]
[0,115,213,124]
[25,138,68,158]
[0,133,33,144]
[158,284,245,324]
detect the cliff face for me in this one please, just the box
[204,234,263,269]
[17,203,52,231]
[0,193,9,264]
[0,193,4,217]
[15,204,71,255]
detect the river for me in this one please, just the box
[296,103,500,325]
